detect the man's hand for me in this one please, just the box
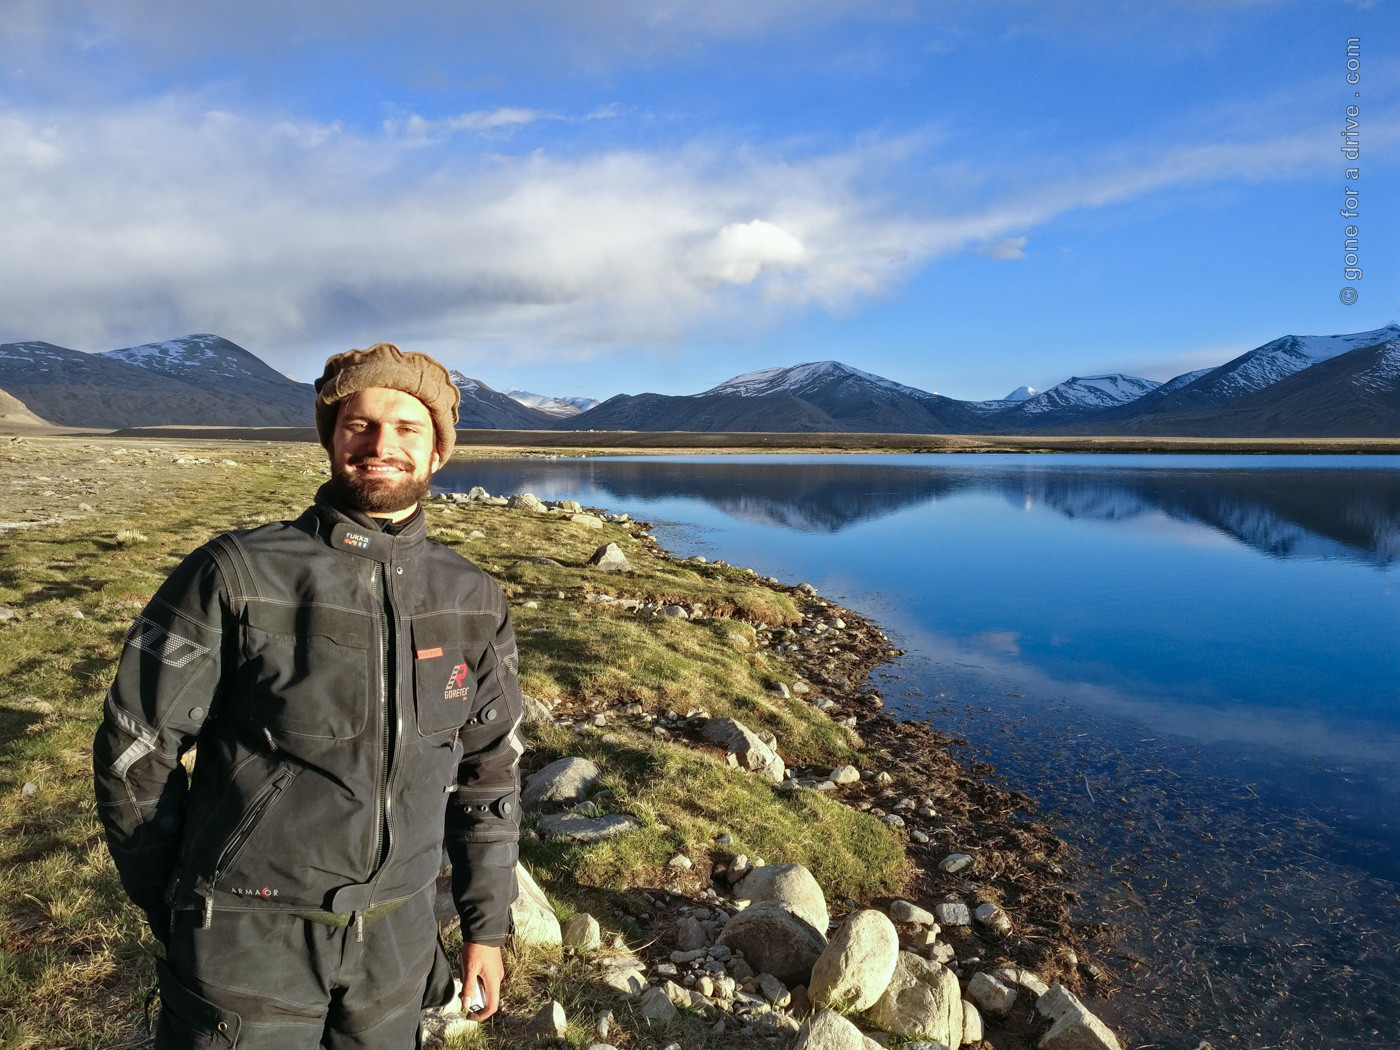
[461,941,504,1021]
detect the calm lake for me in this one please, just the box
[436,453,1400,1049]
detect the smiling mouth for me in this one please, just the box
[350,459,411,475]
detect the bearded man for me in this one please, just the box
[94,343,523,1048]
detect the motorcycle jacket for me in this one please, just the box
[93,487,524,945]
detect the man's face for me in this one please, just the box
[327,388,442,520]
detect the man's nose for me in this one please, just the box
[369,427,396,457]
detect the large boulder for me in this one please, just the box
[537,813,639,843]
[866,952,963,1045]
[588,542,632,572]
[510,863,562,946]
[522,757,602,807]
[733,863,829,933]
[809,909,899,1012]
[507,493,548,512]
[1037,985,1122,1050]
[717,900,828,987]
[791,1009,868,1050]
[701,717,785,783]
[966,971,1017,1018]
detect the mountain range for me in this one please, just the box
[1,325,1397,437]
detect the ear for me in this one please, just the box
[430,448,442,474]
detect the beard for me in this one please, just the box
[328,459,432,515]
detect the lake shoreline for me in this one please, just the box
[10,419,1395,455]
[471,484,1128,1047]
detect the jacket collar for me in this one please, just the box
[303,483,428,563]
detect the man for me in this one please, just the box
[94,343,523,1048]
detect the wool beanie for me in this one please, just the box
[314,343,460,463]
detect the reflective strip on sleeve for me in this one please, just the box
[109,736,156,780]
[128,616,210,668]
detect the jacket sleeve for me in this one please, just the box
[93,545,227,928]
[443,594,524,947]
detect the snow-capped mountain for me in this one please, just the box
[504,388,600,417]
[103,334,300,387]
[448,372,555,429]
[562,360,986,434]
[0,338,310,428]
[1151,324,1400,412]
[1002,385,1036,402]
[1009,374,1161,416]
[704,360,931,402]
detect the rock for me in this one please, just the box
[537,813,639,842]
[466,486,490,501]
[659,604,689,618]
[667,853,693,870]
[511,863,562,945]
[598,955,646,995]
[638,985,678,1023]
[809,909,899,1013]
[562,913,602,951]
[588,542,632,572]
[717,900,828,987]
[962,1000,984,1044]
[966,971,1018,1018]
[508,493,548,513]
[20,782,38,798]
[995,966,1049,998]
[582,1045,618,1050]
[875,771,894,785]
[677,914,709,951]
[701,717,784,783]
[974,902,1012,935]
[770,681,792,698]
[734,863,830,933]
[933,902,971,926]
[596,1009,613,1038]
[757,973,790,1006]
[727,854,752,883]
[0,606,20,622]
[520,693,555,725]
[526,999,567,1041]
[523,757,602,807]
[937,853,973,875]
[792,1008,869,1050]
[889,900,936,927]
[828,764,861,785]
[866,952,963,1045]
[569,513,604,529]
[1036,985,1122,1050]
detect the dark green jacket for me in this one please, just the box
[94,488,523,945]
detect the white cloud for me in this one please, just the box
[0,90,1364,376]
[0,97,931,373]
[705,220,806,285]
[974,236,1027,260]
[385,108,547,141]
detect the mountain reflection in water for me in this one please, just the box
[438,454,1400,564]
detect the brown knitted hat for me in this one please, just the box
[314,343,460,463]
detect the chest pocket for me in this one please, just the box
[238,603,371,739]
[411,612,496,740]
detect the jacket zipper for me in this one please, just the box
[202,766,299,926]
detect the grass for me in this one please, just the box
[0,435,909,1049]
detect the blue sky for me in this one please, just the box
[1,1,1396,401]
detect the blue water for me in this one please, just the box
[436,452,1400,1046]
